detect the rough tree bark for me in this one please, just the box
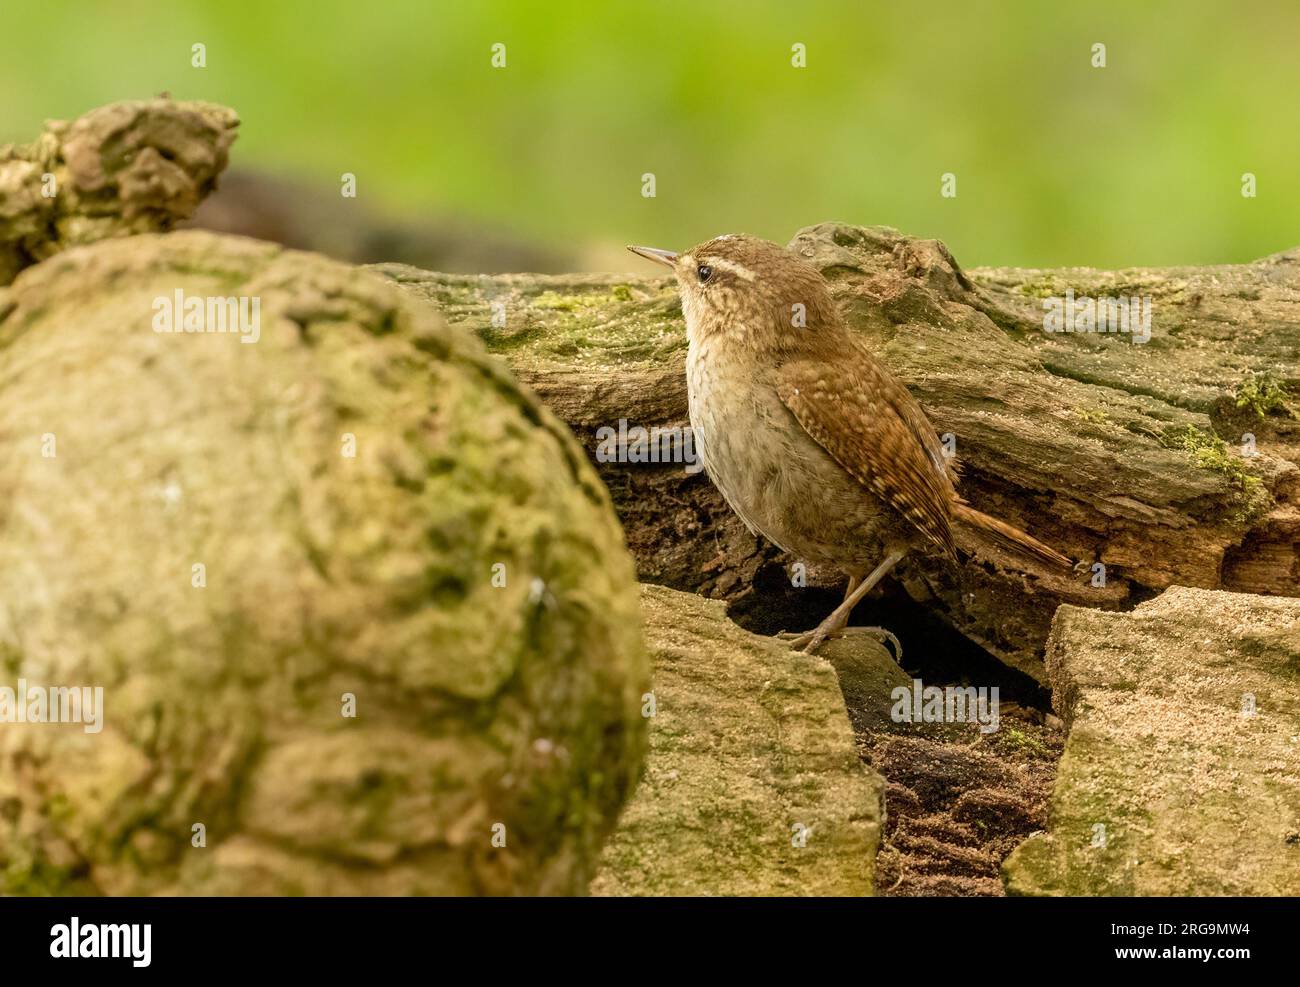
[377,225,1299,679]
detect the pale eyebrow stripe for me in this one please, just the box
[705,257,757,281]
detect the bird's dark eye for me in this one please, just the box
[697,265,713,283]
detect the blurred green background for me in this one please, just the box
[3,0,1296,270]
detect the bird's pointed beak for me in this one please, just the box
[627,244,679,269]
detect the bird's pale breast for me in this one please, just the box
[686,338,903,572]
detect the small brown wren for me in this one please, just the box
[629,234,1070,654]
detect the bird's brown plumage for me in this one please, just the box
[636,232,1071,578]
[777,350,959,560]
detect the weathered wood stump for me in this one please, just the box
[0,98,237,285]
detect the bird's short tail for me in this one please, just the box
[951,503,1072,570]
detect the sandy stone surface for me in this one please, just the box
[592,585,883,896]
[1004,586,1300,895]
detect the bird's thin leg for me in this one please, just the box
[842,573,863,602]
[783,550,906,654]
[835,564,904,661]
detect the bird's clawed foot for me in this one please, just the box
[841,626,903,661]
[778,624,902,659]
[776,551,908,656]
[777,627,832,651]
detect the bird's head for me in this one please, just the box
[627,234,839,351]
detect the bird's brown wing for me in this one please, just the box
[776,350,958,559]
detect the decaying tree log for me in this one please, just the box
[378,224,1299,680]
[0,98,237,285]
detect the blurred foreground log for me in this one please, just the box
[379,224,1300,680]
[0,230,647,895]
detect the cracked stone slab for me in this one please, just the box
[591,584,884,896]
[1003,586,1300,895]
